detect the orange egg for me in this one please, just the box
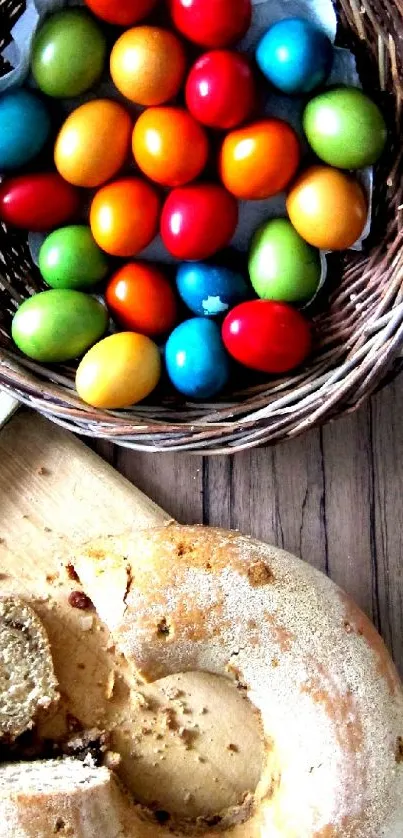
[110,26,187,106]
[90,178,160,257]
[54,100,132,188]
[219,119,300,200]
[286,166,368,251]
[133,107,209,187]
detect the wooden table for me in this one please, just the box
[92,379,403,678]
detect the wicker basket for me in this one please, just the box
[1,0,403,455]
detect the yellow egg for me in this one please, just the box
[76,332,161,409]
[54,99,132,188]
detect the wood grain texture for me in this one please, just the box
[93,380,403,676]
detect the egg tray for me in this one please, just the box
[0,0,403,455]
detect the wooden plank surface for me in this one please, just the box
[92,379,403,677]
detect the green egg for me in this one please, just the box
[249,218,322,304]
[12,289,108,363]
[31,9,106,98]
[303,86,387,170]
[39,226,109,290]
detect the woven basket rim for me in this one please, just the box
[1,0,403,454]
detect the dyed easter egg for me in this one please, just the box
[90,178,160,257]
[286,166,368,251]
[185,50,256,130]
[55,100,132,188]
[0,89,51,172]
[165,318,230,398]
[39,226,109,290]
[169,0,252,48]
[76,332,161,409]
[256,17,333,95]
[219,120,300,200]
[303,87,387,170]
[222,300,312,373]
[0,173,80,231]
[249,219,321,303]
[84,0,158,26]
[110,26,186,106]
[133,107,209,187]
[161,184,238,261]
[106,263,177,336]
[176,262,249,316]
[12,290,108,363]
[32,9,106,98]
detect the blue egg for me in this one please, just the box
[165,318,230,399]
[0,89,51,171]
[176,262,250,317]
[256,18,333,95]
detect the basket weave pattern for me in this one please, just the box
[1,0,403,454]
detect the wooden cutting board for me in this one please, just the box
[0,408,263,820]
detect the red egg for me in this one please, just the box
[222,300,312,373]
[0,173,80,231]
[106,262,177,336]
[185,50,256,130]
[84,0,158,26]
[169,0,252,48]
[161,183,238,261]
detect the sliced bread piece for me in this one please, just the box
[0,597,58,740]
[0,758,128,838]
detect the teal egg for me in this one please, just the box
[12,290,108,362]
[31,9,107,98]
[165,318,230,399]
[0,89,51,171]
[39,226,109,290]
[249,219,321,304]
[303,87,387,169]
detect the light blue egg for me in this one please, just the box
[0,89,51,171]
[165,318,230,399]
[256,18,333,95]
[176,262,250,317]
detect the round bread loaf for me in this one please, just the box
[0,596,58,740]
[1,526,403,837]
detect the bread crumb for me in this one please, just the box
[66,563,80,583]
[79,614,94,632]
[247,560,275,586]
[161,707,177,731]
[178,727,196,749]
[227,743,239,753]
[104,750,121,770]
[133,692,150,710]
[162,686,184,700]
[105,670,115,700]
